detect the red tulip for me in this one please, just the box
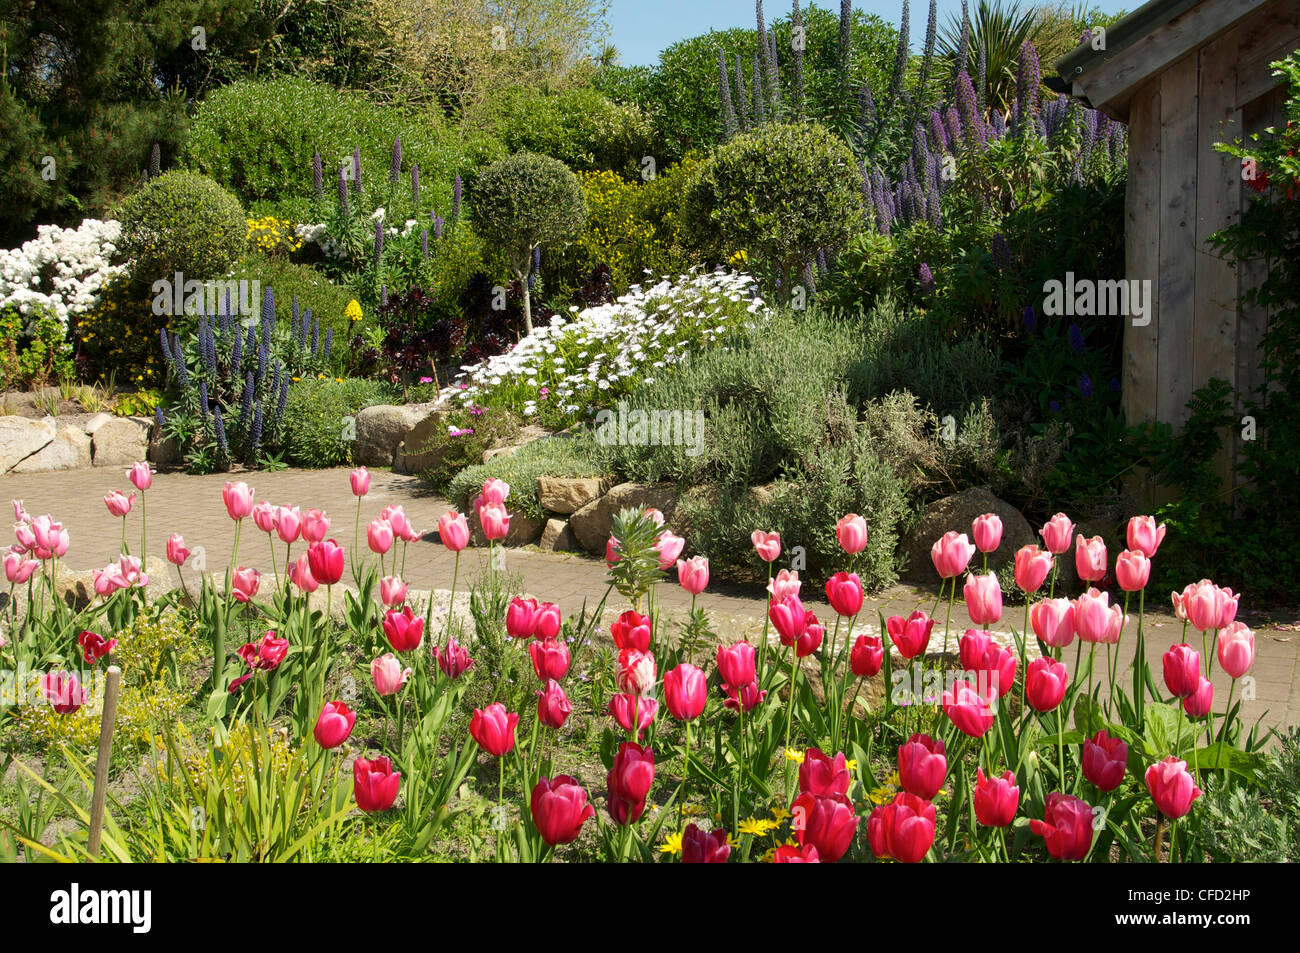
[716,641,757,688]
[1039,513,1075,555]
[306,538,344,586]
[663,663,707,721]
[825,571,864,617]
[353,756,401,812]
[1081,729,1128,792]
[799,748,851,798]
[751,530,781,562]
[1183,677,1214,718]
[850,634,884,677]
[792,791,858,863]
[610,610,651,651]
[608,692,657,737]
[1145,756,1202,819]
[973,769,1019,827]
[723,681,767,712]
[1162,643,1201,699]
[897,733,947,800]
[607,794,646,826]
[436,637,474,679]
[537,679,573,729]
[681,824,731,863]
[506,597,539,639]
[314,701,356,748]
[1030,598,1075,648]
[40,671,86,713]
[1025,657,1069,712]
[1126,515,1167,558]
[530,775,594,845]
[795,612,823,658]
[942,680,995,738]
[971,512,1003,553]
[237,631,288,671]
[382,606,425,653]
[437,510,470,552]
[887,611,934,659]
[78,630,117,664]
[874,792,937,863]
[529,638,570,681]
[1030,793,1094,860]
[1217,621,1255,679]
[604,536,622,565]
[930,531,975,578]
[470,703,519,757]
[964,572,1003,625]
[836,514,869,554]
[222,481,255,521]
[534,602,562,640]
[608,741,655,802]
[773,844,821,863]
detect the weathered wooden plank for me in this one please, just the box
[1124,77,1163,434]
[1157,54,1201,427]
[1194,28,1243,490]
[1073,0,1267,119]
[1232,0,1300,108]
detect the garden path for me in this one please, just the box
[6,466,1298,731]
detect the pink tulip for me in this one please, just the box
[1179,580,1231,632]
[751,530,781,562]
[289,554,318,593]
[663,663,707,721]
[616,648,656,696]
[1217,621,1255,679]
[30,514,68,559]
[382,606,424,652]
[1030,598,1075,648]
[529,638,571,681]
[307,539,345,586]
[276,505,302,543]
[971,513,1003,553]
[1115,549,1150,592]
[608,692,657,737]
[1216,586,1240,629]
[825,571,863,617]
[974,769,1020,827]
[436,637,474,679]
[798,748,852,798]
[353,757,401,812]
[530,776,594,846]
[367,518,395,555]
[41,671,86,713]
[538,679,574,729]
[104,491,134,518]
[4,550,38,584]
[716,641,757,689]
[302,508,330,543]
[314,701,356,749]
[792,792,859,863]
[1126,515,1167,558]
[1183,676,1214,718]
[237,631,288,671]
[676,555,709,595]
[222,481,255,521]
[1082,730,1128,792]
[1039,513,1075,555]
[534,602,562,640]
[478,502,510,541]
[610,610,652,651]
[252,500,277,534]
[867,793,933,863]
[1162,643,1201,699]
[930,531,975,578]
[608,741,655,804]
[437,510,470,552]
[13,522,35,553]
[769,594,806,646]
[378,505,411,540]
[1074,534,1107,583]
[963,572,1002,625]
[836,513,869,554]
[1074,588,1123,644]
[350,467,371,496]
[507,597,539,639]
[127,462,153,492]
[230,566,260,603]
[767,568,801,601]
[654,531,685,570]
[897,733,946,801]
[371,653,412,696]
[1030,793,1094,860]
[379,576,407,607]
[1145,757,1201,819]
[723,681,767,712]
[795,612,823,658]
[887,610,934,660]
[11,499,27,523]
[942,680,995,738]
[1026,657,1069,712]
[481,478,510,506]
[959,631,1017,699]
[850,635,884,677]
[1014,544,1054,593]
[643,507,665,527]
[470,703,519,757]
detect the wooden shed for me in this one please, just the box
[1053,0,1299,496]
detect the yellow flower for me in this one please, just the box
[785,748,805,764]
[738,816,779,837]
[659,832,683,855]
[345,299,363,323]
[770,806,790,822]
[678,804,705,817]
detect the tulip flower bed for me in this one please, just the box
[0,463,1282,864]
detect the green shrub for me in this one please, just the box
[0,308,75,389]
[489,87,657,179]
[446,434,608,522]
[282,377,395,469]
[415,405,521,492]
[470,152,588,332]
[120,171,246,281]
[683,122,863,297]
[231,253,358,355]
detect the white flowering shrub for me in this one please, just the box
[0,219,127,330]
[447,269,771,426]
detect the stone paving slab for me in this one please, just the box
[4,465,1297,731]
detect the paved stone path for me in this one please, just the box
[5,466,1298,730]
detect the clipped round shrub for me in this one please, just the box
[120,171,246,280]
[683,122,863,291]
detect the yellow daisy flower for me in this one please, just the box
[659,832,683,855]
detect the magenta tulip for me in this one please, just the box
[1025,656,1069,712]
[887,610,934,660]
[897,733,947,801]
[681,824,731,863]
[942,680,995,738]
[1163,643,1201,699]
[1183,677,1214,718]
[531,775,593,845]
[529,638,571,681]
[314,701,356,749]
[537,679,573,729]
[663,663,707,721]
[716,641,757,689]
[437,637,473,679]
[792,792,858,863]
[799,748,851,798]
[1030,793,1094,860]
[974,769,1019,827]
[608,692,656,736]
[382,606,424,653]
[1081,730,1128,792]
[825,571,864,617]
[470,703,519,757]
[850,634,884,677]
[1146,756,1202,819]
[307,539,344,585]
[353,757,400,812]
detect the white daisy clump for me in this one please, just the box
[294,223,349,261]
[446,268,771,424]
[0,219,128,329]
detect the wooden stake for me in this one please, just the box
[88,665,122,860]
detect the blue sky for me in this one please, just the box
[604,1,1129,67]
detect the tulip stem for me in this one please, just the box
[942,580,955,657]
[677,720,692,833]
[1056,706,1066,788]
[759,561,772,686]
[1153,812,1166,862]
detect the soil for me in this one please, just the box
[1,388,96,420]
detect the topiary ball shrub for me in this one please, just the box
[683,121,863,298]
[121,171,247,281]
